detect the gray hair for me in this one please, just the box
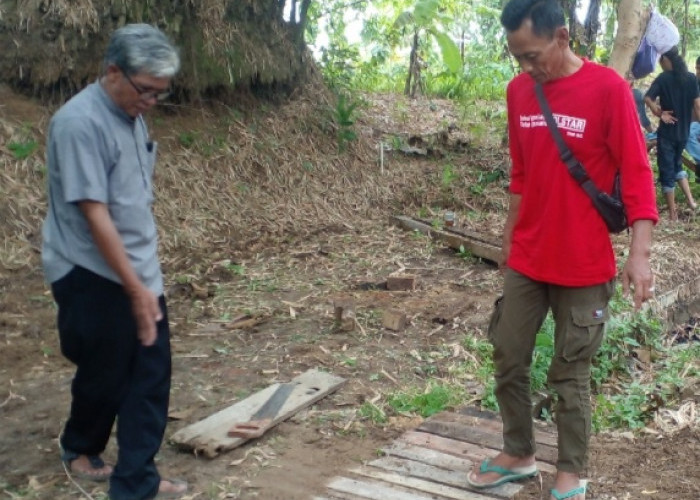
[104,24,180,78]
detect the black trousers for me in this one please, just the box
[52,266,171,500]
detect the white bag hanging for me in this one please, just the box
[644,9,680,55]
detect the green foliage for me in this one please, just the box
[532,315,555,393]
[359,401,388,423]
[334,93,360,152]
[225,262,245,276]
[7,139,38,160]
[457,244,473,260]
[468,165,507,195]
[441,163,458,187]
[461,334,497,409]
[178,131,198,149]
[432,30,462,74]
[591,313,662,392]
[388,382,463,417]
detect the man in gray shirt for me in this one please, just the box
[42,24,187,500]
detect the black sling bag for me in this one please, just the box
[534,83,628,233]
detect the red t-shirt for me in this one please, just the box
[506,59,658,286]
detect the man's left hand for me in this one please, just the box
[621,220,655,310]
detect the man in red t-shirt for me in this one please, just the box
[466,1,658,499]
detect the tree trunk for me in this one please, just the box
[607,0,649,78]
[404,30,419,97]
[564,0,576,49]
[583,0,601,59]
[682,0,689,58]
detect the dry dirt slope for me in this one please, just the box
[1,84,699,499]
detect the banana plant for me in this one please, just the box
[394,0,462,96]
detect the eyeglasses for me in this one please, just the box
[121,69,170,102]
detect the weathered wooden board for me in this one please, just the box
[349,466,498,500]
[367,456,520,499]
[327,476,438,500]
[392,215,501,264]
[421,412,559,455]
[384,440,476,471]
[170,369,346,457]
[401,430,556,474]
[456,407,558,447]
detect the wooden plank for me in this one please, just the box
[425,411,559,448]
[368,456,521,499]
[392,215,501,265]
[400,431,556,474]
[418,418,558,464]
[170,369,346,457]
[387,275,417,291]
[327,476,437,500]
[320,492,378,500]
[320,490,376,500]
[384,441,476,471]
[350,466,500,500]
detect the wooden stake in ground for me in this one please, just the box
[333,297,356,332]
[383,310,407,331]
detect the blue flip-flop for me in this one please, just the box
[551,479,588,499]
[466,458,538,489]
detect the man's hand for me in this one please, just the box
[660,110,677,124]
[79,200,163,345]
[621,254,654,310]
[499,242,511,273]
[500,193,520,274]
[128,283,162,346]
[621,220,654,310]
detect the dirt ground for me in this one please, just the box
[1,86,699,500]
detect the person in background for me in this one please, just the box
[683,55,700,182]
[632,85,656,138]
[466,1,658,500]
[644,46,700,220]
[41,24,188,500]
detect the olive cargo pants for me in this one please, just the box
[488,269,614,473]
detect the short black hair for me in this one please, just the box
[500,0,565,38]
[696,55,700,66]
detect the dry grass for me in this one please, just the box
[17,0,99,34]
[3,84,700,300]
[0,85,509,279]
[4,0,307,96]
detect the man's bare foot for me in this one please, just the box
[64,454,113,482]
[466,452,537,488]
[156,478,188,499]
[550,471,586,499]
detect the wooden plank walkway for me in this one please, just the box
[318,407,557,500]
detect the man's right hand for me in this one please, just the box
[499,243,511,273]
[128,283,162,346]
[79,201,163,346]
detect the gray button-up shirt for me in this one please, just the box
[42,82,163,294]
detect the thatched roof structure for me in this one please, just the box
[0,0,312,101]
